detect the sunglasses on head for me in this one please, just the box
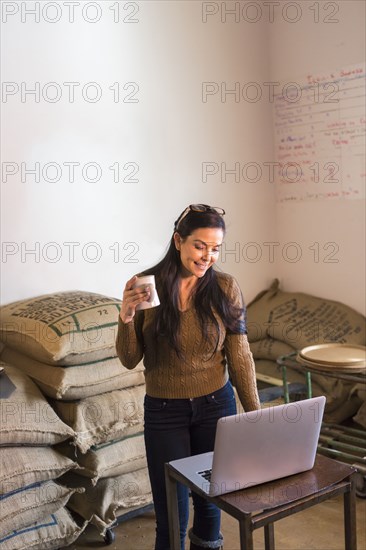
[175,204,225,230]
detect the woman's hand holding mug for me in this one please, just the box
[120,275,160,323]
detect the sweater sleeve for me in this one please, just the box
[223,277,261,412]
[115,311,144,369]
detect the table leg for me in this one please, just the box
[164,464,181,550]
[344,476,357,550]
[239,516,254,550]
[264,523,275,550]
[306,371,312,398]
[281,366,290,404]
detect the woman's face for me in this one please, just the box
[174,227,224,278]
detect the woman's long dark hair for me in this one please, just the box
[143,207,245,356]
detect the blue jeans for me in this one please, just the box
[144,380,237,550]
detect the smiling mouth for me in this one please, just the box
[195,262,209,269]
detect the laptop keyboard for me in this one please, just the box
[198,468,212,482]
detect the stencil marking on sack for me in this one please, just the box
[268,300,362,343]
[7,293,120,337]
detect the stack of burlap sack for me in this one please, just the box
[246,279,366,426]
[0,362,85,549]
[0,291,152,539]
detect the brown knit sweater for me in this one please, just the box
[116,271,260,412]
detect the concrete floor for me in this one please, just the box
[70,493,366,550]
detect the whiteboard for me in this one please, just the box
[274,62,365,202]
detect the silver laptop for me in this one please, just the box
[168,396,326,496]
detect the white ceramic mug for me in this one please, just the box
[133,275,160,310]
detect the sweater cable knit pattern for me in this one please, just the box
[116,271,260,412]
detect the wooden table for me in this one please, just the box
[165,454,357,550]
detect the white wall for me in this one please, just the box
[268,0,366,314]
[1,1,364,315]
[1,1,275,306]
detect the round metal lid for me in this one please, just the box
[299,344,366,367]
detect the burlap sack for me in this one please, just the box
[0,447,78,494]
[57,432,146,485]
[254,359,361,423]
[0,291,121,365]
[252,349,364,424]
[51,384,145,453]
[247,279,366,347]
[62,468,152,534]
[353,401,366,428]
[351,384,366,428]
[0,480,83,539]
[1,348,145,400]
[250,338,295,361]
[0,364,74,446]
[0,506,87,549]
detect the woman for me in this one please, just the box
[116,204,260,550]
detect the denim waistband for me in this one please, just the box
[145,379,233,403]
